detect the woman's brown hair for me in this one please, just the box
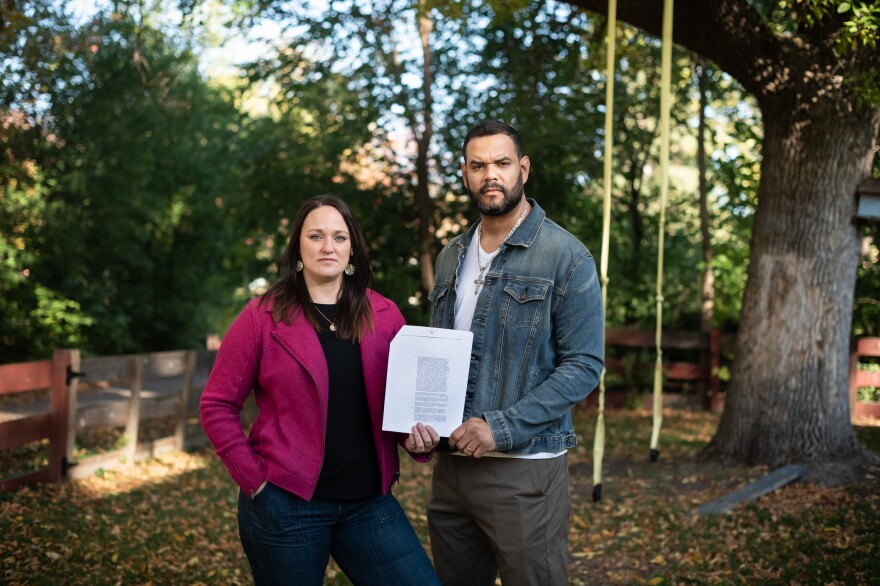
[260,194,374,341]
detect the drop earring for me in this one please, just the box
[344,263,355,276]
[296,260,303,272]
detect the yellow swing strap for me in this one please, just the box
[650,0,674,463]
[592,0,617,502]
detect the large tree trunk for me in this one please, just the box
[711,97,878,478]
[564,0,880,480]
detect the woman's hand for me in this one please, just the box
[405,422,440,454]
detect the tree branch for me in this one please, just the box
[563,0,789,105]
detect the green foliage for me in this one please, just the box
[1,0,443,361]
[853,224,880,337]
[0,99,95,360]
[470,1,606,218]
[234,0,455,319]
[233,42,422,320]
[805,0,880,50]
[858,386,880,402]
[857,362,880,402]
[0,0,762,362]
[853,152,880,337]
[1,3,250,359]
[438,1,758,331]
[838,2,880,48]
[29,286,95,351]
[10,0,876,363]
[799,0,880,107]
[35,13,247,355]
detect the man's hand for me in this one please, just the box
[448,417,496,457]
[405,422,440,454]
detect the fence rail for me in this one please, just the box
[599,329,737,411]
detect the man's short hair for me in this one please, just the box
[463,120,524,160]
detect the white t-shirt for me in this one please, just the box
[454,229,499,331]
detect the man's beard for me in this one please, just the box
[469,173,525,217]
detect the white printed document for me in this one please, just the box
[382,325,473,436]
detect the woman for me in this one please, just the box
[200,194,441,585]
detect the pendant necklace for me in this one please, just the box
[473,247,493,295]
[313,305,337,332]
[474,203,529,295]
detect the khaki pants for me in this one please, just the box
[427,453,571,586]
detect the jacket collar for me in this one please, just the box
[262,290,391,388]
[506,198,544,248]
[269,305,327,389]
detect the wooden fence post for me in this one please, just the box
[709,329,722,413]
[175,351,196,450]
[125,355,143,464]
[698,330,710,409]
[48,349,78,482]
[849,337,860,418]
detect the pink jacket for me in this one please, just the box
[200,290,424,500]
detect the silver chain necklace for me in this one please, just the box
[474,203,529,295]
[313,304,337,332]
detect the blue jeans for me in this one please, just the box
[237,483,440,585]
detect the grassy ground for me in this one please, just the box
[1,406,878,585]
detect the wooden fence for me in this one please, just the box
[1,333,878,491]
[0,349,78,491]
[597,329,737,412]
[0,349,216,491]
[851,337,880,419]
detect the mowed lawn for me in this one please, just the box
[1,406,878,585]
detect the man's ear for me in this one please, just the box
[520,155,531,184]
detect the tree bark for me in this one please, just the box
[625,162,644,276]
[385,0,436,298]
[696,59,713,333]
[714,97,877,474]
[696,58,715,408]
[414,1,436,296]
[564,0,880,478]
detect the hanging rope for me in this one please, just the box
[592,0,617,503]
[650,0,674,463]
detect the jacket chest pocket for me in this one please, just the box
[501,280,550,328]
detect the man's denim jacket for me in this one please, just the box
[429,199,604,454]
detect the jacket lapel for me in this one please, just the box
[359,293,391,423]
[267,294,392,421]
[270,307,329,396]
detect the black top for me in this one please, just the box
[312,304,381,500]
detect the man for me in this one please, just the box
[426,120,604,586]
